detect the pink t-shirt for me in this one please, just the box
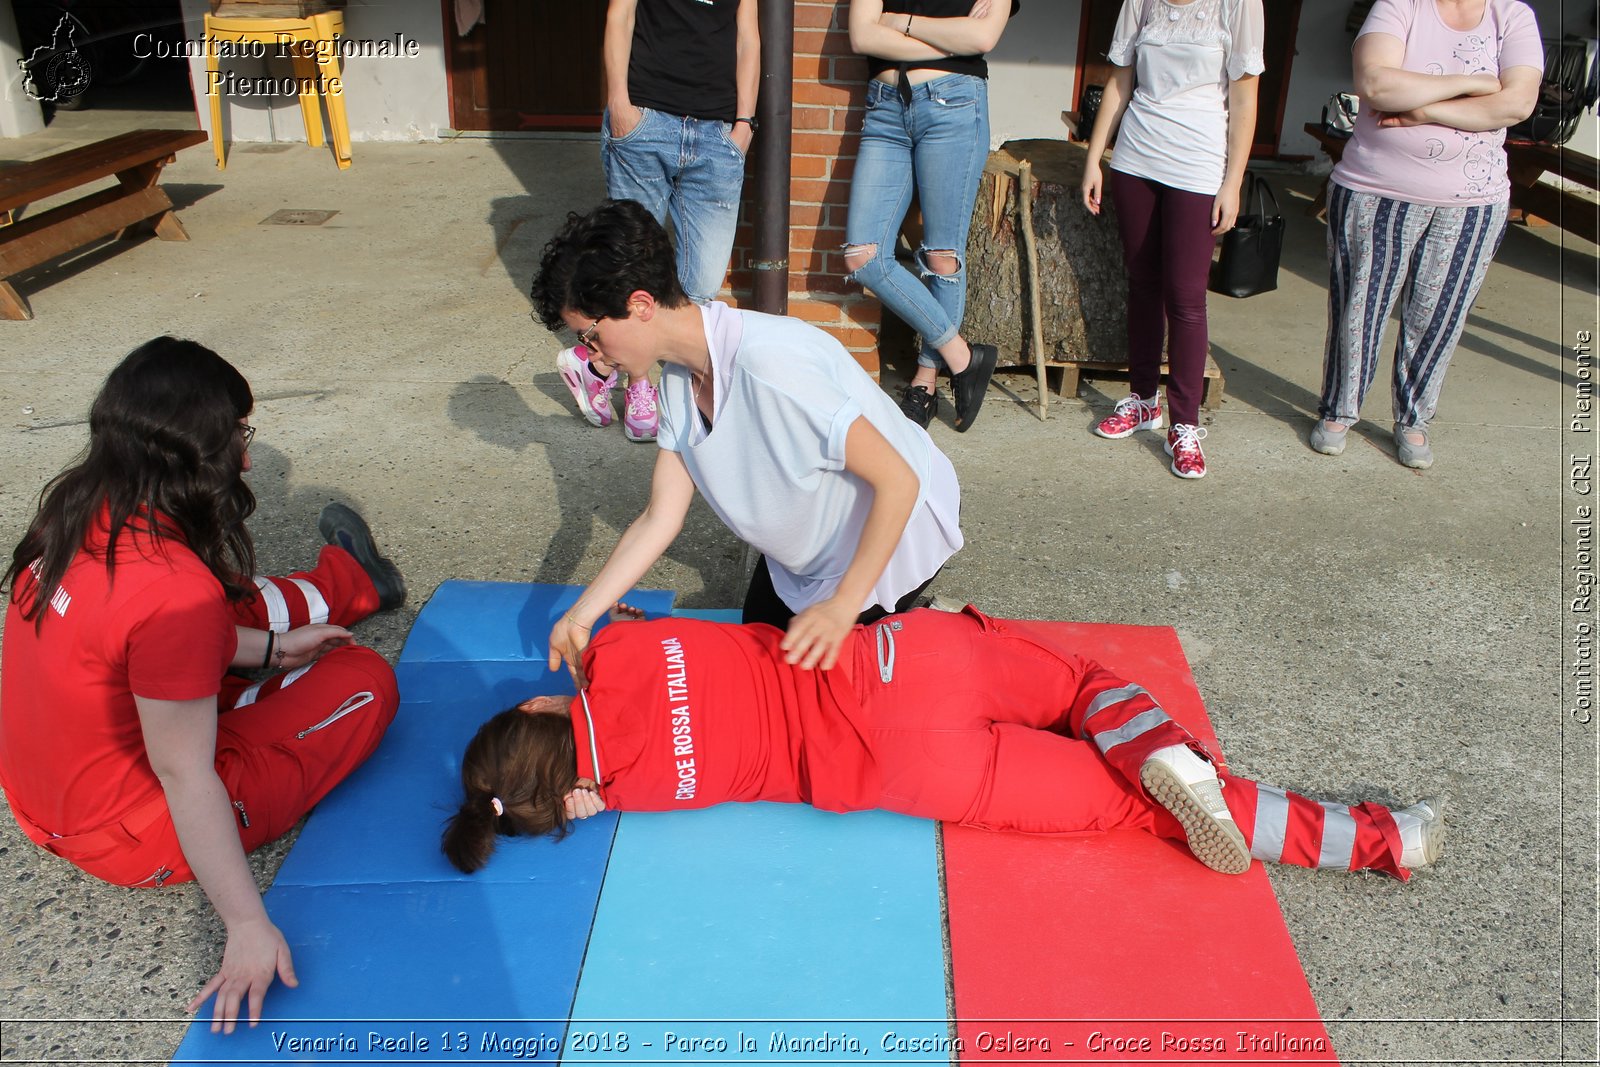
[1332,0,1543,207]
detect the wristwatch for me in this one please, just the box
[734,116,760,132]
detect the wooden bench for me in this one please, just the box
[1305,121,1599,246]
[0,128,208,320]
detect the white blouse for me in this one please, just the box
[1105,0,1265,196]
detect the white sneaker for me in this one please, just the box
[1394,797,1445,870]
[1140,744,1250,875]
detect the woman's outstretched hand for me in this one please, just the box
[608,602,647,623]
[564,786,607,821]
[781,597,858,670]
[275,625,353,670]
[548,613,593,688]
[186,917,298,1034]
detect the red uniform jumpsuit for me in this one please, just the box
[575,608,1406,877]
[0,517,398,887]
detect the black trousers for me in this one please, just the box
[741,556,937,629]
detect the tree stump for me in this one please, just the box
[961,139,1225,408]
[963,139,1129,366]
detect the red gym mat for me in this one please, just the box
[943,623,1338,1065]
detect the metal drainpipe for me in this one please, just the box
[752,0,794,315]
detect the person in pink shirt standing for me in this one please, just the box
[1311,0,1543,469]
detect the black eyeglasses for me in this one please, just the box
[239,424,256,448]
[577,318,603,353]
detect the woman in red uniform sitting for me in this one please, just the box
[443,605,1443,882]
[0,338,405,1034]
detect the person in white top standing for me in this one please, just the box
[1080,0,1264,480]
[530,200,964,679]
[1309,0,1542,469]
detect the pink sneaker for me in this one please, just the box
[1164,423,1209,479]
[1094,393,1164,439]
[623,377,658,442]
[557,345,615,428]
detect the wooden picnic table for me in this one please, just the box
[0,128,209,320]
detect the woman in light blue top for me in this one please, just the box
[530,200,963,678]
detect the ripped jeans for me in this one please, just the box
[844,74,990,370]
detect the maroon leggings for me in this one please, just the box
[1109,170,1216,428]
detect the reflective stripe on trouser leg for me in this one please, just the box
[234,546,380,632]
[232,665,313,708]
[1072,672,1208,786]
[1223,777,1408,880]
[252,576,332,632]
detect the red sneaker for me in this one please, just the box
[1164,423,1209,479]
[1093,393,1163,439]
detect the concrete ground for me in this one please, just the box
[1,96,1596,1066]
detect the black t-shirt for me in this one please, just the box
[867,0,1020,81]
[627,0,741,122]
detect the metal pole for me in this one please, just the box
[752,0,793,315]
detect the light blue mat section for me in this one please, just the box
[566,608,951,1063]
[173,581,674,1065]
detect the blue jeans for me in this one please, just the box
[845,74,990,370]
[601,107,747,303]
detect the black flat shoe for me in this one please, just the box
[319,503,407,611]
[952,342,997,432]
[898,383,937,428]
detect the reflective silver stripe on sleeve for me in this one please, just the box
[1091,708,1170,754]
[579,690,602,783]
[1082,684,1152,727]
[290,578,331,625]
[1318,801,1357,870]
[1251,784,1290,863]
[253,577,289,631]
[232,680,264,708]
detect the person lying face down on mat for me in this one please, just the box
[0,338,407,1034]
[529,199,964,684]
[442,604,1443,880]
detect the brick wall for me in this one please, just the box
[727,1,885,375]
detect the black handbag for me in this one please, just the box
[1211,172,1284,299]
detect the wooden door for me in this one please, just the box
[443,0,606,132]
[1071,0,1303,158]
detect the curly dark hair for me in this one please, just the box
[441,705,581,874]
[528,198,689,333]
[2,337,258,627]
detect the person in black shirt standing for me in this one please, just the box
[553,0,760,445]
[843,0,1014,433]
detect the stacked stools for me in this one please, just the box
[204,2,352,170]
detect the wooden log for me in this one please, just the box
[963,139,1130,366]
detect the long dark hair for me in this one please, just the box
[441,706,580,874]
[2,337,257,624]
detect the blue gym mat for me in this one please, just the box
[172,582,948,1065]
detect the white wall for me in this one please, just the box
[987,0,1080,149]
[180,0,450,145]
[0,0,46,138]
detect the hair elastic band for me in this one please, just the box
[260,630,275,671]
[490,797,505,817]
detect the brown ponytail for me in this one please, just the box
[441,707,580,873]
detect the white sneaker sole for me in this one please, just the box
[1398,796,1445,869]
[623,423,657,443]
[1140,760,1250,874]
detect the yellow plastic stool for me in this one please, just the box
[204,10,352,170]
